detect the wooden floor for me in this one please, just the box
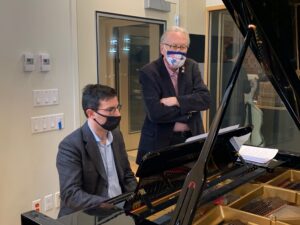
[127,150,138,174]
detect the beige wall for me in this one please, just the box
[206,0,223,7]
[0,0,223,224]
[180,0,206,34]
[0,0,79,224]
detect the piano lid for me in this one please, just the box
[222,0,300,129]
[136,126,252,178]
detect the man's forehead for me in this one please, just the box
[98,96,118,106]
[166,32,187,42]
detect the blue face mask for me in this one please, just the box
[166,51,187,69]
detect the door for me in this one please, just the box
[96,13,165,150]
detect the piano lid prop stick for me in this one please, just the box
[169,24,256,225]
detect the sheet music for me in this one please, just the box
[230,133,251,150]
[238,145,278,164]
[185,124,240,143]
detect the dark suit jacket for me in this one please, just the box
[137,56,211,164]
[222,60,251,127]
[56,122,137,217]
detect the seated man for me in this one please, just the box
[56,84,137,217]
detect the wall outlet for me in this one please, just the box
[54,192,60,208]
[44,194,54,211]
[32,199,41,212]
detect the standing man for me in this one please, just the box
[136,26,211,164]
[222,43,251,128]
[56,84,137,217]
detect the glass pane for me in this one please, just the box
[208,9,300,153]
[127,34,149,132]
[96,13,165,150]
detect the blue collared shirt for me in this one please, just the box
[88,121,122,198]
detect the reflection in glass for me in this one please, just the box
[207,9,299,153]
[128,35,149,132]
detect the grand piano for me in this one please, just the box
[21,0,300,224]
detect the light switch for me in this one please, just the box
[32,118,41,132]
[31,113,64,134]
[33,89,59,106]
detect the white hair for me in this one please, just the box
[160,26,190,46]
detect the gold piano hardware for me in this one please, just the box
[230,185,297,211]
[192,169,300,225]
[266,170,300,191]
[195,205,271,225]
[229,172,300,225]
[130,189,181,214]
[130,178,243,216]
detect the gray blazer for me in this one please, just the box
[56,122,137,217]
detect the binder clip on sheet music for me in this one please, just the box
[230,133,278,164]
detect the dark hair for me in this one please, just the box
[82,84,117,117]
[225,43,240,60]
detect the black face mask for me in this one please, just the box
[94,111,121,131]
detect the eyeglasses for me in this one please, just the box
[98,104,122,114]
[163,43,189,51]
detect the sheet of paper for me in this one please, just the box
[185,124,240,143]
[238,145,278,164]
[230,133,251,150]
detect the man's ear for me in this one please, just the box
[160,43,164,55]
[86,109,94,118]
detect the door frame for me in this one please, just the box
[96,12,166,150]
